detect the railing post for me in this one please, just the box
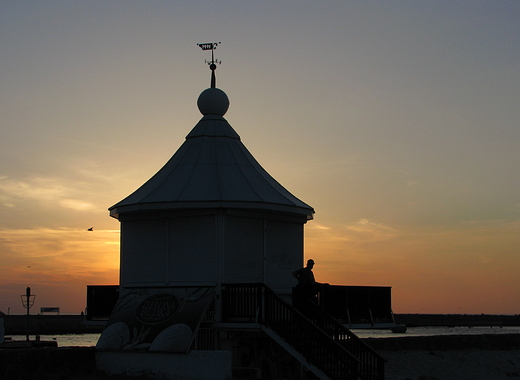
[257,284,263,324]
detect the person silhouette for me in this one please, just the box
[292,259,327,306]
[292,259,317,287]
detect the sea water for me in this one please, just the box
[8,333,101,347]
[8,326,520,347]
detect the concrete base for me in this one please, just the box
[96,350,232,380]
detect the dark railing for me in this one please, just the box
[295,294,385,380]
[222,283,385,380]
[262,285,359,380]
[192,296,218,350]
[317,285,393,326]
[222,283,262,322]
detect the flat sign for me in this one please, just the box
[97,287,214,352]
[40,307,60,313]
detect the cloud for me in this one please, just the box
[59,198,96,211]
[0,176,69,202]
[0,227,120,271]
[306,223,331,230]
[307,218,399,243]
[344,219,398,241]
[0,175,97,212]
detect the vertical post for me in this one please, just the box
[21,286,35,342]
[197,42,221,89]
[210,64,217,88]
[210,47,217,88]
[25,287,30,341]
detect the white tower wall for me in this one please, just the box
[119,211,304,295]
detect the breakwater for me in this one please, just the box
[4,313,520,335]
[394,313,520,327]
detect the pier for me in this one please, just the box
[3,315,101,335]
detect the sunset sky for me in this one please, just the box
[1,1,519,315]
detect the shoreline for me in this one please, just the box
[2,315,104,335]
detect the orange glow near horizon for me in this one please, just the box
[304,219,520,315]
[0,219,519,315]
[0,228,120,314]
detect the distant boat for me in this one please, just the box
[391,324,407,333]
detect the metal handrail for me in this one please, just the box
[295,294,385,380]
[222,283,385,380]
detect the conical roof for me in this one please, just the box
[109,87,314,220]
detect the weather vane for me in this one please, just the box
[197,42,221,88]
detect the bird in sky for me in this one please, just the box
[87,227,93,231]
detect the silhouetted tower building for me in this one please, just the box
[109,62,314,299]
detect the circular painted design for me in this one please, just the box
[135,294,180,324]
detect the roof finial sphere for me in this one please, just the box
[197,88,229,116]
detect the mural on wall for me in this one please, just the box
[96,287,214,352]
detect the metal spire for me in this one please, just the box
[197,42,221,88]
